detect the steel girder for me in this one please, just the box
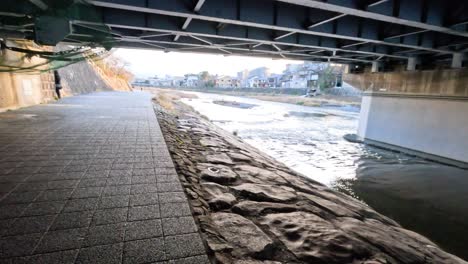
[1,0,468,65]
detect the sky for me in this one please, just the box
[113,48,304,78]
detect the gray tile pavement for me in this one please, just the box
[0,92,209,264]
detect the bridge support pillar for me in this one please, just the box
[357,93,468,167]
[344,64,354,74]
[407,57,420,71]
[371,61,383,73]
[451,53,465,68]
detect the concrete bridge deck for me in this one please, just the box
[0,92,209,264]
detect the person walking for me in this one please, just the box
[54,70,62,99]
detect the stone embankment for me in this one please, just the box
[154,98,465,264]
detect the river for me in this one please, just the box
[181,91,468,260]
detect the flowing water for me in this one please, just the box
[181,92,468,260]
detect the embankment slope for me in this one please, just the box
[154,94,465,264]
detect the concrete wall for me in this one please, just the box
[57,59,132,96]
[0,73,54,111]
[57,60,113,96]
[87,59,132,92]
[0,42,55,111]
[344,65,468,96]
[0,73,18,110]
[0,40,131,111]
[358,94,468,164]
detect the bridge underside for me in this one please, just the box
[2,0,468,67]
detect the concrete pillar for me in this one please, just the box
[451,53,465,68]
[344,64,354,74]
[357,94,468,167]
[407,57,420,71]
[371,61,383,73]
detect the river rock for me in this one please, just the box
[232,201,297,216]
[335,217,466,264]
[206,235,233,252]
[211,212,274,256]
[275,169,323,189]
[228,152,252,162]
[234,260,282,264]
[200,137,226,148]
[306,188,398,226]
[298,192,361,218]
[205,153,234,165]
[201,182,237,210]
[192,206,205,216]
[232,183,296,202]
[234,165,287,184]
[260,212,372,263]
[198,163,238,184]
[186,188,198,199]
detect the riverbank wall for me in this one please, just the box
[153,92,465,264]
[343,65,468,96]
[0,40,131,112]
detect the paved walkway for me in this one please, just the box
[0,92,209,264]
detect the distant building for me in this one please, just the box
[133,61,340,91]
[132,78,147,85]
[237,67,271,87]
[136,75,178,87]
[247,76,259,88]
[281,63,321,89]
[248,67,270,79]
[172,76,184,87]
[183,74,199,87]
[245,76,268,88]
[148,77,159,86]
[268,74,281,88]
[231,78,240,87]
[215,76,235,88]
[237,70,249,86]
[155,78,174,87]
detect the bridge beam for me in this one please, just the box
[174,0,206,42]
[88,0,454,55]
[2,0,468,65]
[280,0,468,38]
[70,7,412,61]
[28,0,47,11]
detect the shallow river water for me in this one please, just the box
[181,92,468,260]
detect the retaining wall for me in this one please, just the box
[0,41,131,111]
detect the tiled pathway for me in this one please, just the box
[0,92,209,264]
